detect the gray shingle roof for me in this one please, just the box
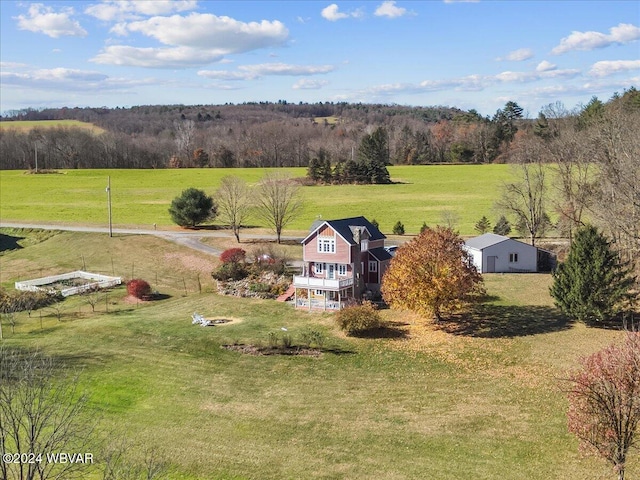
[304,216,386,245]
[464,233,510,250]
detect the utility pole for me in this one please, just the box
[34,143,38,173]
[106,176,113,238]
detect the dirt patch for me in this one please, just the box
[222,344,322,357]
[163,252,216,275]
[199,316,243,326]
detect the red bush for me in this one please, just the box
[220,248,246,264]
[127,279,152,299]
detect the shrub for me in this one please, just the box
[335,301,382,335]
[127,279,152,299]
[212,262,248,281]
[392,221,405,235]
[220,248,246,264]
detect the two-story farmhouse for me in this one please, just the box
[293,217,392,310]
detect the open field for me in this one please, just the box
[0,119,105,133]
[0,165,513,235]
[0,228,635,479]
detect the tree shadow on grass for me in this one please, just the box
[349,321,410,339]
[440,304,573,338]
[0,233,24,253]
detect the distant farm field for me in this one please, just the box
[0,119,105,133]
[0,166,512,235]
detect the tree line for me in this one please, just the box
[1,98,535,170]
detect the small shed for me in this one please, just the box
[464,233,538,273]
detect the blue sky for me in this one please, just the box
[1,1,638,116]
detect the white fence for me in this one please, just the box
[15,271,122,297]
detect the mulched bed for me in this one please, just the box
[221,344,322,357]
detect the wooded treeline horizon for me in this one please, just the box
[1,87,636,171]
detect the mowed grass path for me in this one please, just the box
[0,230,634,479]
[0,166,512,235]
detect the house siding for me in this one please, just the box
[303,229,351,264]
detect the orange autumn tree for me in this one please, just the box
[381,226,483,321]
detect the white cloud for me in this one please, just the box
[589,60,640,77]
[552,23,640,54]
[92,45,225,68]
[497,48,534,62]
[293,79,329,89]
[124,14,288,52]
[198,63,335,81]
[321,4,362,21]
[85,0,197,22]
[536,60,556,72]
[16,4,87,38]
[375,1,408,18]
[92,13,289,68]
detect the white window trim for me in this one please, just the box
[318,236,336,253]
[369,261,378,272]
[509,253,519,263]
[338,264,347,276]
[314,263,324,274]
[361,239,369,252]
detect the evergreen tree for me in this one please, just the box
[493,215,511,236]
[307,157,321,182]
[169,188,216,228]
[392,221,405,235]
[370,218,379,229]
[357,126,391,184]
[533,112,552,140]
[420,221,430,233]
[550,225,635,324]
[474,216,491,234]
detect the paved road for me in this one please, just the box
[0,222,304,263]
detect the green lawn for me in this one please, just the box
[0,165,513,235]
[0,229,633,479]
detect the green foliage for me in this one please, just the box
[420,221,430,233]
[168,188,216,228]
[335,302,382,335]
[212,262,248,281]
[392,221,405,235]
[474,216,491,234]
[370,218,379,229]
[550,226,635,324]
[493,215,511,236]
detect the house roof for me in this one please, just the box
[465,233,535,251]
[368,247,393,262]
[303,216,386,245]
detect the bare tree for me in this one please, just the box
[0,347,94,480]
[496,141,549,246]
[174,119,196,165]
[254,172,303,244]
[215,176,253,243]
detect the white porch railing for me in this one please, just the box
[293,275,354,290]
[295,298,342,310]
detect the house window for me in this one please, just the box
[315,289,324,296]
[509,253,519,263]
[314,263,324,274]
[318,237,335,253]
[361,239,369,251]
[369,261,378,272]
[338,264,347,276]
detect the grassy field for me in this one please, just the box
[0,119,105,133]
[0,228,634,479]
[0,165,513,235]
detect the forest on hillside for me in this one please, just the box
[1,88,636,171]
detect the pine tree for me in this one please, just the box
[474,216,491,234]
[420,221,430,233]
[550,225,635,324]
[392,221,405,235]
[493,215,511,236]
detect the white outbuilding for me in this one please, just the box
[464,233,538,273]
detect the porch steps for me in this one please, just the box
[276,284,296,302]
